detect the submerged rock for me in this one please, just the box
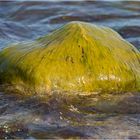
[0,21,140,94]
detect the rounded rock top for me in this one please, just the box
[0,21,140,94]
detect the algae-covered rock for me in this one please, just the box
[0,21,140,94]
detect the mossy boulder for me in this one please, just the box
[0,21,140,94]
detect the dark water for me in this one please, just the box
[0,1,140,139]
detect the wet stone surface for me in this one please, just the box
[0,1,140,139]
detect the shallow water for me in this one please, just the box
[0,1,140,139]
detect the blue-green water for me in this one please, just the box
[0,1,140,139]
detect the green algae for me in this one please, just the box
[0,21,140,94]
